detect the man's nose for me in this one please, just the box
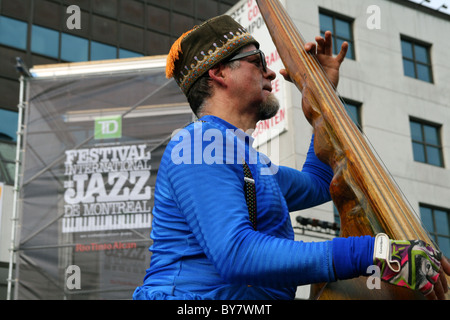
[264,67,276,81]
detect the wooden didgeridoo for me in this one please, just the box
[256,0,448,300]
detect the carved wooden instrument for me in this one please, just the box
[256,0,448,299]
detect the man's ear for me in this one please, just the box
[208,64,228,88]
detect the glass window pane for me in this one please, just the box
[0,142,16,184]
[401,40,413,59]
[0,16,27,49]
[437,236,450,257]
[91,41,116,61]
[420,206,434,231]
[426,146,442,166]
[0,169,6,184]
[423,125,439,145]
[335,19,351,39]
[119,49,144,59]
[414,44,429,64]
[336,38,351,57]
[412,142,425,162]
[61,33,88,62]
[410,121,423,141]
[416,63,432,82]
[319,13,333,33]
[31,25,59,58]
[403,59,415,78]
[0,109,18,141]
[0,142,16,161]
[344,104,359,126]
[5,162,16,182]
[435,210,449,235]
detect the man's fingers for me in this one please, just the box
[441,256,450,276]
[279,69,292,83]
[305,42,316,54]
[323,31,333,56]
[439,266,449,294]
[433,277,446,300]
[315,36,325,54]
[426,256,449,300]
[336,42,349,64]
[314,31,333,56]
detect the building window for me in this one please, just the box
[119,48,144,59]
[410,119,444,167]
[0,109,18,142]
[91,41,117,61]
[319,10,355,60]
[61,33,89,62]
[401,37,433,83]
[342,99,362,131]
[0,15,27,50]
[31,25,59,58]
[0,141,16,185]
[420,205,450,258]
[0,109,18,185]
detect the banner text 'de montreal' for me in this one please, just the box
[62,144,152,232]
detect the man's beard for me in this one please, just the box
[258,93,280,120]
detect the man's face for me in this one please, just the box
[228,45,279,121]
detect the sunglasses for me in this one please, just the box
[228,49,267,73]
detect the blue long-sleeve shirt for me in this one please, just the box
[133,115,373,300]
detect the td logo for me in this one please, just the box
[95,116,122,139]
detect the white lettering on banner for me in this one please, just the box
[97,119,119,135]
[62,144,152,233]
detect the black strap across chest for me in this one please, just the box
[243,160,257,230]
[189,120,257,230]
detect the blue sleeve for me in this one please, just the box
[332,236,375,279]
[277,135,334,211]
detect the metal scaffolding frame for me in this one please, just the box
[6,74,26,300]
[6,56,194,300]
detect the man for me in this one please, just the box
[134,15,449,300]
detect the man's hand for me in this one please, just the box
[427,255,450,300]
[280,30,348,89]
[374,234,450,300]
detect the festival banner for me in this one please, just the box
[15,60,192,299]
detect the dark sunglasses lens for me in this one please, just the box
[229,50,267,72]
[260,51,267,71]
